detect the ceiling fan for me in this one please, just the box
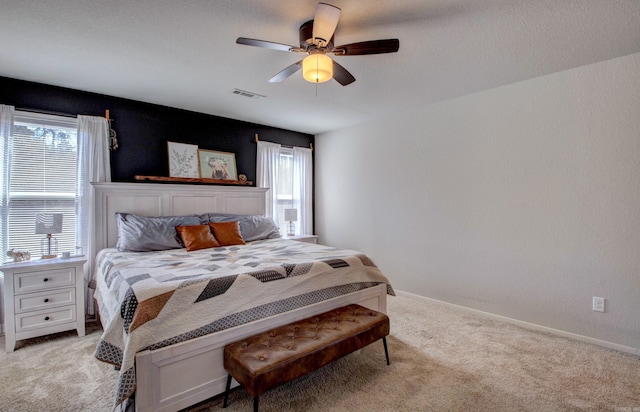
[236,2,400,86]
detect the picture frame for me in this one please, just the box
[198,149,238,180]
[167,141,199,178]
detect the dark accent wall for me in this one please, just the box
[0,76,313,184]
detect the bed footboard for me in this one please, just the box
[134,284,387,412]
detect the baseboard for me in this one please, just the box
[395,290,640,358]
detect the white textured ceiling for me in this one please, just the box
[1,0,639,135]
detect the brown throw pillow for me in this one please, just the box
[208,221,246,246]
[176,225,221,251]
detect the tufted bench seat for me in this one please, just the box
[223,304,390,411]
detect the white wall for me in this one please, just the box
[315,53,640,351]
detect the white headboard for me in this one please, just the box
[92,182,268,253]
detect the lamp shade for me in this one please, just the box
[284,208,298,222]
[35,213,63,234]
[302,54,333,83]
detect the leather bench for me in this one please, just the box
[223,304,390,412]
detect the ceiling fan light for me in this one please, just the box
[302,54,333,83]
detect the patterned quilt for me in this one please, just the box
[93,238,394,408]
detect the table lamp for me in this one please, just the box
[284,208,297,236]
[35,213,63,259]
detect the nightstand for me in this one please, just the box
[0,256,86,352]
[284,234,319,244]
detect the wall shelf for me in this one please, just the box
[134,175,253,186]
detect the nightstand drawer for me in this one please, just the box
[14,267,75,293]
[14,288,76,313]
[16,306,76,332]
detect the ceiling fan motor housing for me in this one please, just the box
[300,20,334,50]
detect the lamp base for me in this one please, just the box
[287,221,296,237]
[40,234,59,259]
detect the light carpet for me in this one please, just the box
[0,295,638,411]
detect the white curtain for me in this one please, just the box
[292,147,313,235]
[76,115,110,315]
[0,104,15,333]
[257,141,313,236]
[256,140,281,226]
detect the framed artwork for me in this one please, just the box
[167,142,199,178]
[198,149,238,180]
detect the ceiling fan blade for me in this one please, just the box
[236,37,298,52]
[332,60,356,86]
[333,39,400,56]
[312,3,341,46]
[269,60,303,83]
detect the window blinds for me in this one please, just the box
[8,111,78,254]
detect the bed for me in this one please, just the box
[91,182,393,412]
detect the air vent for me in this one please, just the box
[232,88,265,100]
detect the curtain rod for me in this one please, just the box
[17,107,111,120]
[16,107,77,118]
[254,133,313,151]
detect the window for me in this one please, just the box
[8,112,78,256]
[257,141,313,237]
[276,149,293,236]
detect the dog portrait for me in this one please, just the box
[208,157,231,179]
[198,149,238,181]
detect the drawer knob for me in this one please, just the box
[44,316,50,321]
[44,298,49,303]
[43,278,49,282]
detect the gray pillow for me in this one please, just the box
[199,213,281,242]
[115,213,200,252]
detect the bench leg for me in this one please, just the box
[382,336,390,365]
[223,374,232,408]
[254,396,259,412]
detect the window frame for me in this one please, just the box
[7,111,78,255]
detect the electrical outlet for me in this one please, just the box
[592,296,605,312]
